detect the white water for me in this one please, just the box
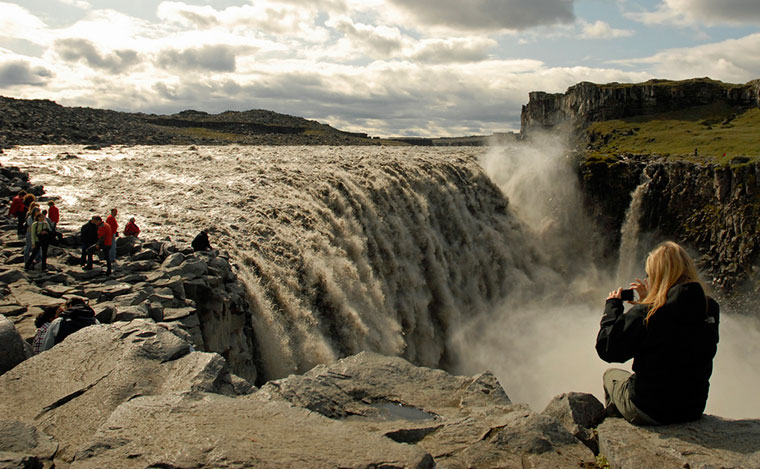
[615,176,650,285]
[2,144,759,419]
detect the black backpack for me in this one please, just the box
[55,305,97,345]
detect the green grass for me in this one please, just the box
[587,103,760,163]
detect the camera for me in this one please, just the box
[621,289,635,301]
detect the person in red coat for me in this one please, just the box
[123,217,140,237]
[47,201,60,230]
[8,190,26,236]
[95,216,112,276]
[106,208,118,262]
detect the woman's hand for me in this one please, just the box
[630,278,649,301]
[607,287,622,300]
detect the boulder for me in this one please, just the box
[598,415,760,468]
[0,269,24,285]
[542,392,605,452]
[114,236,139,257]
[0,420,58,466]
[0,315,31,375]
[255,352,595,467]
[160,252,185,270]
[180,259,208,277]
[0,320,241,462]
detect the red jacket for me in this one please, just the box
[48,206,60,223]
[9,196,24,217]
[98,223,113,246]
[106,215,118,236]
[124,221,140,237]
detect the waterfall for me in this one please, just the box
[615,176,651,286]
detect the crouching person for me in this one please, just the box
[41,297,98,352]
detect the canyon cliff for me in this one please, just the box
[521,78,760,296]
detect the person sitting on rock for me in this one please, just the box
[81,216,99,270]
[124,217,140,237]
[25,211,53,271]
[192,230,212,252]
[596,241,719,426]
[32,305,61,354]
[8,190,26,237]
[41,297,98,352]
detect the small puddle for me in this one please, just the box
[369,402,436,421]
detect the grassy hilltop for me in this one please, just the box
[586,103,760,164]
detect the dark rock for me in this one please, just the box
[542,392,605,453]
[0,315,32,375]
[0,270,24,285]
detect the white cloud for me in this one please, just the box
[612,33,760,83]
[628,0,760,26]
[579,20,634,39]
[0,2,51,44]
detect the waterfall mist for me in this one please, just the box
[458,135,760,418]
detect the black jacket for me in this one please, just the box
[81,221,99,246]
[55,304,97,345]
[596,282,719,424]
[192,231,211,251]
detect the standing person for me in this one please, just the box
[25,212,52,271]
[8,190,26,237]
[24,205,40,264]
[40,298,97,351]
[80,216,99,270]
[95,216,112,276]
[20,194,36,236]
[106,208,118,262]
[32,305,61,354]
[123,217,140,237]
[47,201,60,231]
[596,241,719,426]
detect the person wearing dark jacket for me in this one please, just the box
[192,230,212,252]
[80,217,99,269]
[596,241,719,426]
[41,298,98,351]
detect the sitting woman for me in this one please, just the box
[596,241,719,425]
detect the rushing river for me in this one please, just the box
[2,144,759,419]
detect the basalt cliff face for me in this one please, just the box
[520,78,760,296]
[581,157,760,294]
[521,78,760,136]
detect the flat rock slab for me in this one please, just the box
[256,352,595,468]
[73,392,434,469]
[598,415,760,469]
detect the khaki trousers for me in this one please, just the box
[603,368,660,426]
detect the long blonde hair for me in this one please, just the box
[640,241,704,323]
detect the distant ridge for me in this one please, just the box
[0,96,375,146]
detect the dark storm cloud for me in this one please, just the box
[682,0,760,22]
[0,60,52,86]
[387,0,575,30]
[54,38,139,74]
[156,45,237,72]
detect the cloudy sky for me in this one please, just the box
[1,0,759,137]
